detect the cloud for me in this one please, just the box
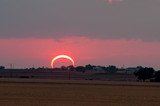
[0,0,160,40]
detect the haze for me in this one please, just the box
[0,0,160,69]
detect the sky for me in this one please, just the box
[0,0,160,69]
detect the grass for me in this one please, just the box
[0,79,160,106]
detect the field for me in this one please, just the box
[0,79,160,106]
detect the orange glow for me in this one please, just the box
[51,55,75,68]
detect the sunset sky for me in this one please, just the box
[0,0,160,69]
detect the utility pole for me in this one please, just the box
[10,64,13,78]
[10,64,12,69]
[68,68,71,80]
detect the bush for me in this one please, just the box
[155,71,160,82]
[134,67,155,81]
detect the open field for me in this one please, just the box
[0,79,160,106]
[0,69,136,81]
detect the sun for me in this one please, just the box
[51,55,75,68]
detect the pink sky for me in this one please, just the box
[0,0,160,70]
[0,37,160,69]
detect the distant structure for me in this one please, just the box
[10,64,14,69]
[125,66,143,74]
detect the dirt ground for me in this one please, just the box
[0,79,160,106]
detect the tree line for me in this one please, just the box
[134,67,160,82]
[1,65,160,82]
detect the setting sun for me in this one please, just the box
[51,55,75,68]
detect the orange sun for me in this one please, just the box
[51,55,75,68]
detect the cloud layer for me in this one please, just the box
[0,37,160,69]
[0,0,160,40]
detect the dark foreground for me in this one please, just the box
[0,79,160,106]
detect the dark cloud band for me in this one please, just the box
[0,0,160,40]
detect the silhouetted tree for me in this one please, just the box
[67,65,75,71]
[75,66,85,73]
[155,71,160,82]
[60,66,68,70]
[85,64,94,70]
[134,67,155,81]
[0,66,5,70]
[105,65,118,74]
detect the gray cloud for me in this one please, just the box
[0,0,160,40]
